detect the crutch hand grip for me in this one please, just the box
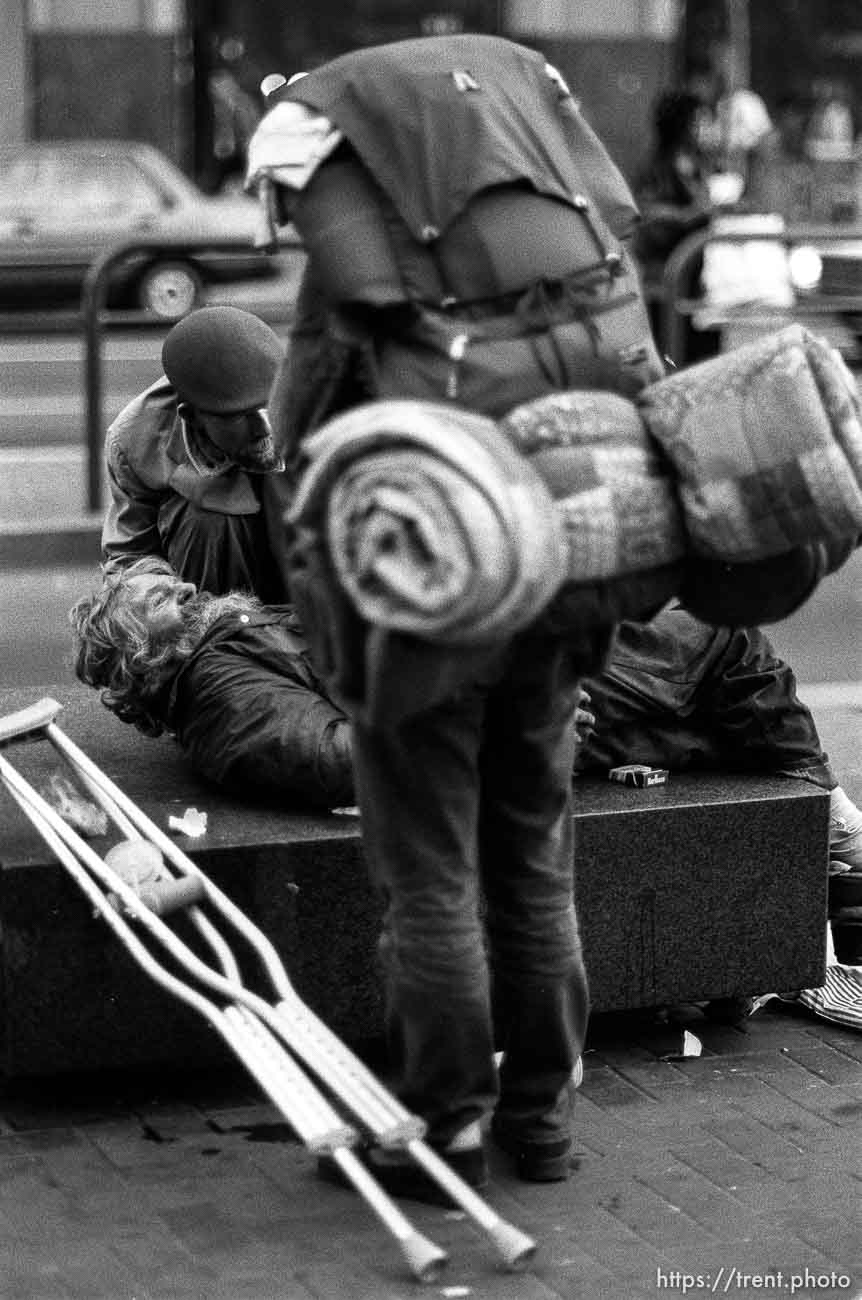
[140,876,208,916]
[0,697,63,746]
[109,876,207,918]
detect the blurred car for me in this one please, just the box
[0,139,286,321]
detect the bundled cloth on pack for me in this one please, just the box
[290,326,862,668]
[637,324,862,562]
[501,389,686,583]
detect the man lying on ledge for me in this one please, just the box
[69,557,353,812]
[70,557,861,880]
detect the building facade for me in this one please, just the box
[2,2,859,189]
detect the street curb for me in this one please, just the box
[0,520,101,569]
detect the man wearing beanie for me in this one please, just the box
[102,305,293,601]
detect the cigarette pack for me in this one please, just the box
[608,764,669,788]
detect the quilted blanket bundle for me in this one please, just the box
[637,324,862,562]
[501,388,687,582]
[290,326,861,656]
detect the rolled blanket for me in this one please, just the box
[289,400,568,645]
[638,324,862,562]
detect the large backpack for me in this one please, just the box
[272,35,664,422]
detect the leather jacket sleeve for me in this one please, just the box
[170,616,356,809]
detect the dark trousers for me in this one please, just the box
[350,635,589,1147]
[577,604,834,789]
[156,493,291,604]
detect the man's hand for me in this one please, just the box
[574,687,596,747]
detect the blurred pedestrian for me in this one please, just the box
[632,88,720,362]
[205,35,261,193]
[746,92,816,222]
[805,77,856,160]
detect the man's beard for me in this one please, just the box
[140,591,265,721]
[173,591,264,660]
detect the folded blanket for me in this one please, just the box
[245,100,344,194]
[289,400,567,645]
[637,325,862,562]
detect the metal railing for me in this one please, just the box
[658,222,862,367]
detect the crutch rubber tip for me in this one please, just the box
[487,1219,538,1271]
[400,1231,448,1284]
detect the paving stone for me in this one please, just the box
[667,1134,799,1200]
[636,1159,778,1241]
[0,1255,73,1300]
[781,1041,862,1085]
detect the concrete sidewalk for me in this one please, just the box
[0,444,102,568]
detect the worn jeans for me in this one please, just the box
[576,604,835,791]
[350,634,589,1148]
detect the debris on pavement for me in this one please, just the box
[168,806,208,837]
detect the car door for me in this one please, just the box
[0,148,59,296]
[31,147,164,272]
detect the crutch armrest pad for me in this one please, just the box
[0,697,63,747]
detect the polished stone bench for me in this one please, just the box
[0,684,829,1077]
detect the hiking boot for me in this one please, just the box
[490,1118,574,1182]
[317,1130,488,1207]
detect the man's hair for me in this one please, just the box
[70,557,191,738]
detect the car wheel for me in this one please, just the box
[137,260,203,321]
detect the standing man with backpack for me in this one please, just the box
[245,34,665,1199]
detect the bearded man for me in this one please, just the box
[70,557,354,811]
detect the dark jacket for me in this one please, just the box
[166,607,354,808]
[577,601,828,780]
[103,378,296,603]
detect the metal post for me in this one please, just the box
[81,250,114,514]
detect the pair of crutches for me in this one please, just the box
[0,698,536,1283]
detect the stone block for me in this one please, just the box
[0,685,828,1076]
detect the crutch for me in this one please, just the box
[0,699,537,1275]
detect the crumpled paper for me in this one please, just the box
[168,807,208,838]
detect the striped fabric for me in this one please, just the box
[795,964,862,1032]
